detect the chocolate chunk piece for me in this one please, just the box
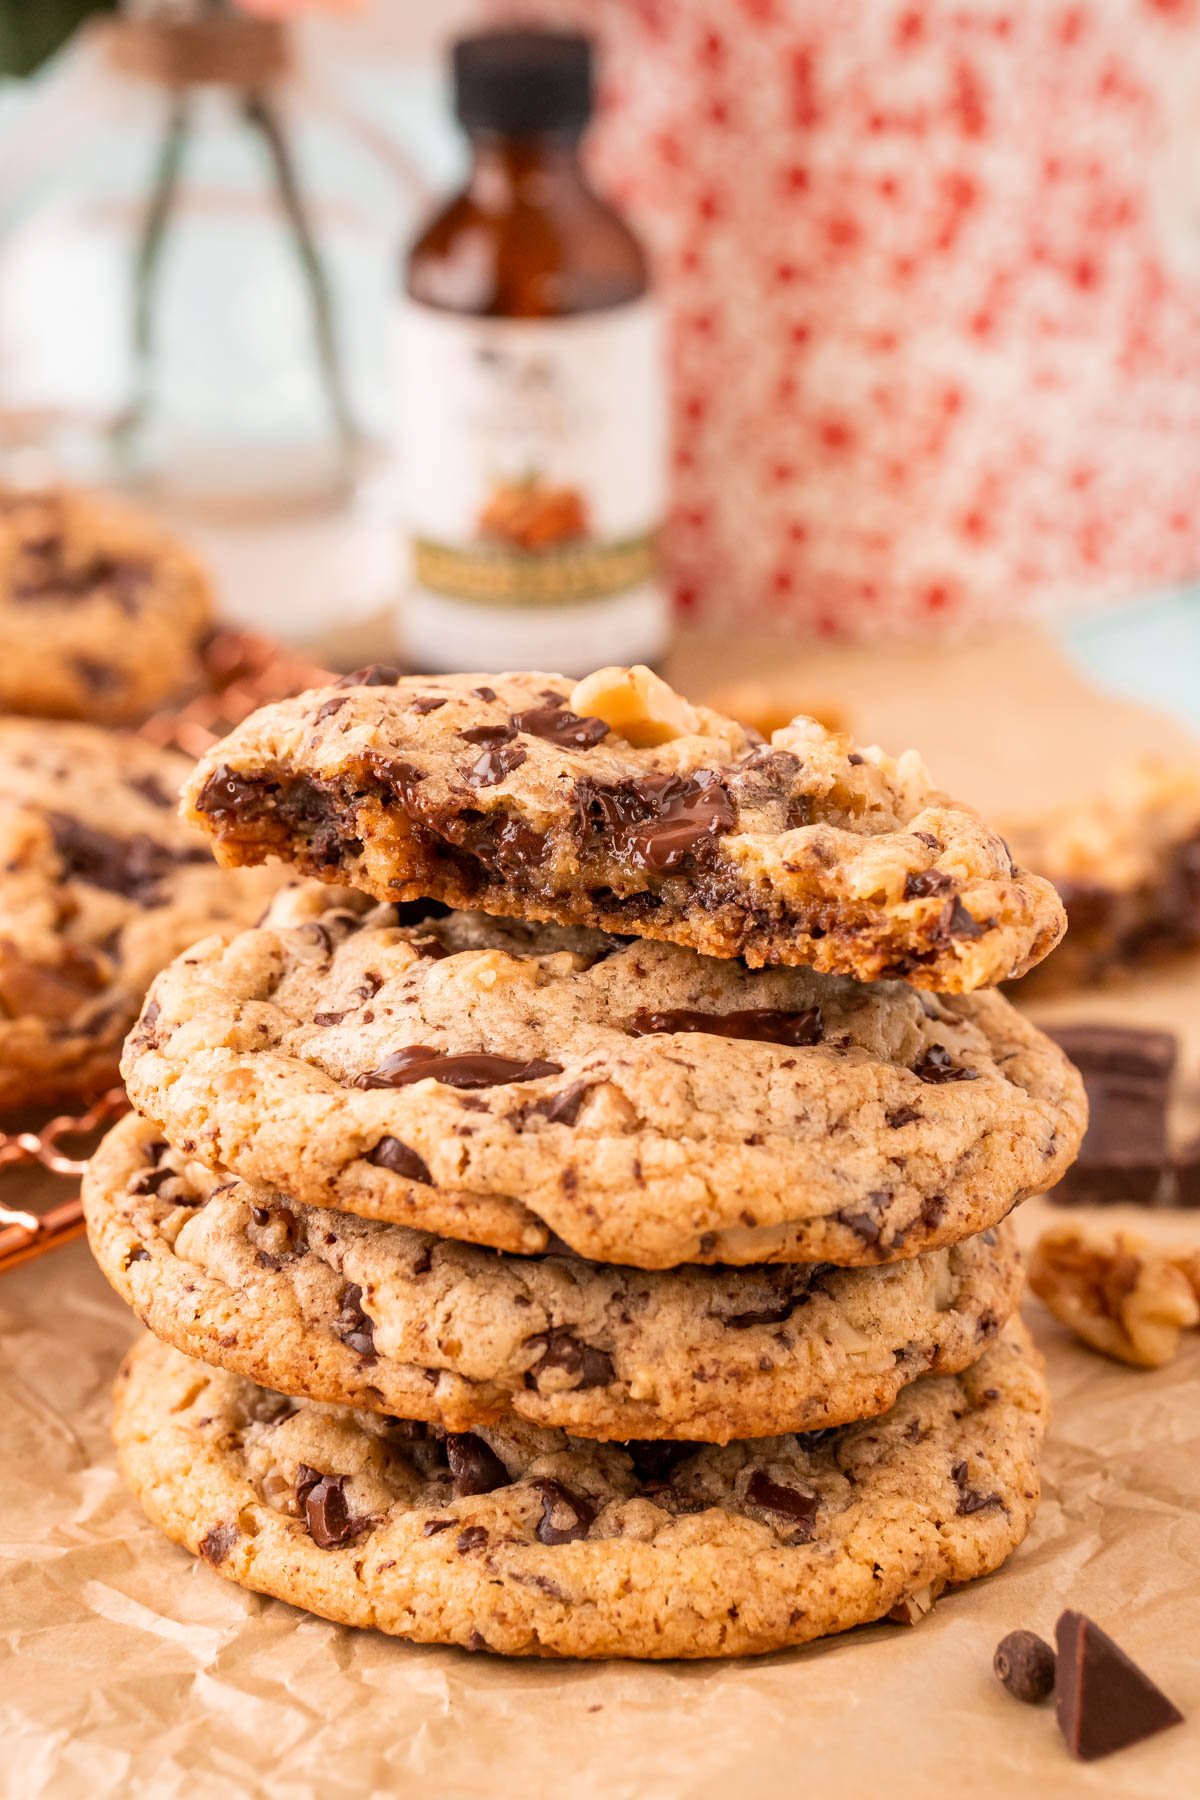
[1175,1134,1200,1208]
[1047,1025,1175,1206]
[333,1282,376,1359]
[627,1005,822,1046]
[366,1136,432,1183]
[1054,1609,1182,1761]
[296,1468,364,1550]
[952,1459,1002,1515]
[353,1047,563,1091]
[904,869,953,898]
[745,1470,819,1537]
[198,1522,238,1565]
[994,1629,1056,1704]
[459,723,517,746]
[526,1328,615,1390]
[530,1476,595,1545]
[913,1045,978,1084]
[512,703,609,749]
[446,1432,509,1497]
[47,812,208,905]
[575,770,736,872]
[465,744,527,788]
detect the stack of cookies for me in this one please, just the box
[84,666,1085,1660]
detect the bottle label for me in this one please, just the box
[395,298,667,627]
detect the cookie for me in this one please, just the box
[1007,761,1200,991]
[113,1320,1048,1660]
[0,720,284,1108]
[86,1113,1024,1442]
[122,885,1085,1268]
[0,485,212,725]
[182,666,1065,993]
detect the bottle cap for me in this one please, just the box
[453,30,593,136]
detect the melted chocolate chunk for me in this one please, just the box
[353,1047,562,1091]
[199,1522,238,1565]
[625,1441,697,1488]
[47,812,208,905]
[904,868,953,899]
[334,1283,376,1359]
[913,1045,978,1084]
[722,1279,821,1329]
[465,744,527,788]
[512,703,609,749]
[885,1104,922,1129]
[627,1005,822,1046]
[574,770,736,872]
[311,696,350,726]
[366,1136,432,1183]
[946,897,987,939]
[951,1460,1002,1515]
[194,764,277,818]
[409,694,448,714]
[459,723,517,746]
[745,1470,819,1536]
[457,1525,489,1553]
[126,771,175,809]
[836,1207,883,1245]
[1055,1610,1184,1762]
[13,546,151,610]
[446,1432,509,1497]
[473,686,497,701]
[296,1468,364,1550]
[516,1082,592,1127]
[530,1476,595,1545]
[525,1328,615,1391]
[333,665,401,688]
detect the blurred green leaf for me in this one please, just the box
[0,0,116,78]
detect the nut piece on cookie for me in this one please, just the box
[181,668,1066,992]
[1028,1225,1200,1367]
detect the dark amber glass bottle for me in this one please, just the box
[396,29,668,674]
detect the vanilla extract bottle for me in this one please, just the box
[396,29,669,675]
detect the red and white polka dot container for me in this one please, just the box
[488,0,1200,636]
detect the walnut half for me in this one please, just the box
[1028,1225,1200,1368]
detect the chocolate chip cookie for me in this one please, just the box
[0,485,212,725]
[1007,760,1200,991]
[86,1113,1024,1442]
[0,721,284,1108]
[112,1320,1048,1660]
[182,666,1065,993]
[121,885,1085,1268]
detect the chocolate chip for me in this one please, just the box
[745,1470,819,1536]
[885,1104,922,1129]
[422,1517,454,1536]
[512,704,609,748]
[721,1274,825,1329]
[625,1441,697,1487]
[353,1047,562,1090]
[525,1328,615,1390]
[913,1045,978,1084]
[836,1208,882,1245]
[126,771,175,809]
[409,694,448,714]
[333,664,402,688]
[904,869,953,898]
[951,1459,1002,1515]
[529,1476,595,1545]
[1054,1609,1183,1761]
[515,1082,592,1127]
[459,723,517,745]
[199,1522,238,1565]
[627,1005,822,1046]
[946,897,987,938]
[473,685,497,701]
[47,811,208,905]
[123,1246,151,1267]
[457,1526,489,1553]
[465,744,527,787]
[446,1432,509,1497]
[250,1205,270,1227]
[129,1161,176,1198]
[574,770,736,872]
[366,1136,432,1183]
[296,1469,364,1550]
[312,696,350,725]
[994,1629,1056,1704]
[334,1283,376,1359]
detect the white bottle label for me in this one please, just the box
[394,296,669,674]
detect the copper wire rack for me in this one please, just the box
[0,627,332,1276]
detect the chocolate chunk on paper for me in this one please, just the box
[1055,1609,1182,1761]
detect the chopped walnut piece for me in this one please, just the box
[889,1583,938,1627]
[569,664,700,747]
[1028,1225,1200,1368]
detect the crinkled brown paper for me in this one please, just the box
[2,627,1199,1797]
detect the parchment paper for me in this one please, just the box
[3,627,1199,1799]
